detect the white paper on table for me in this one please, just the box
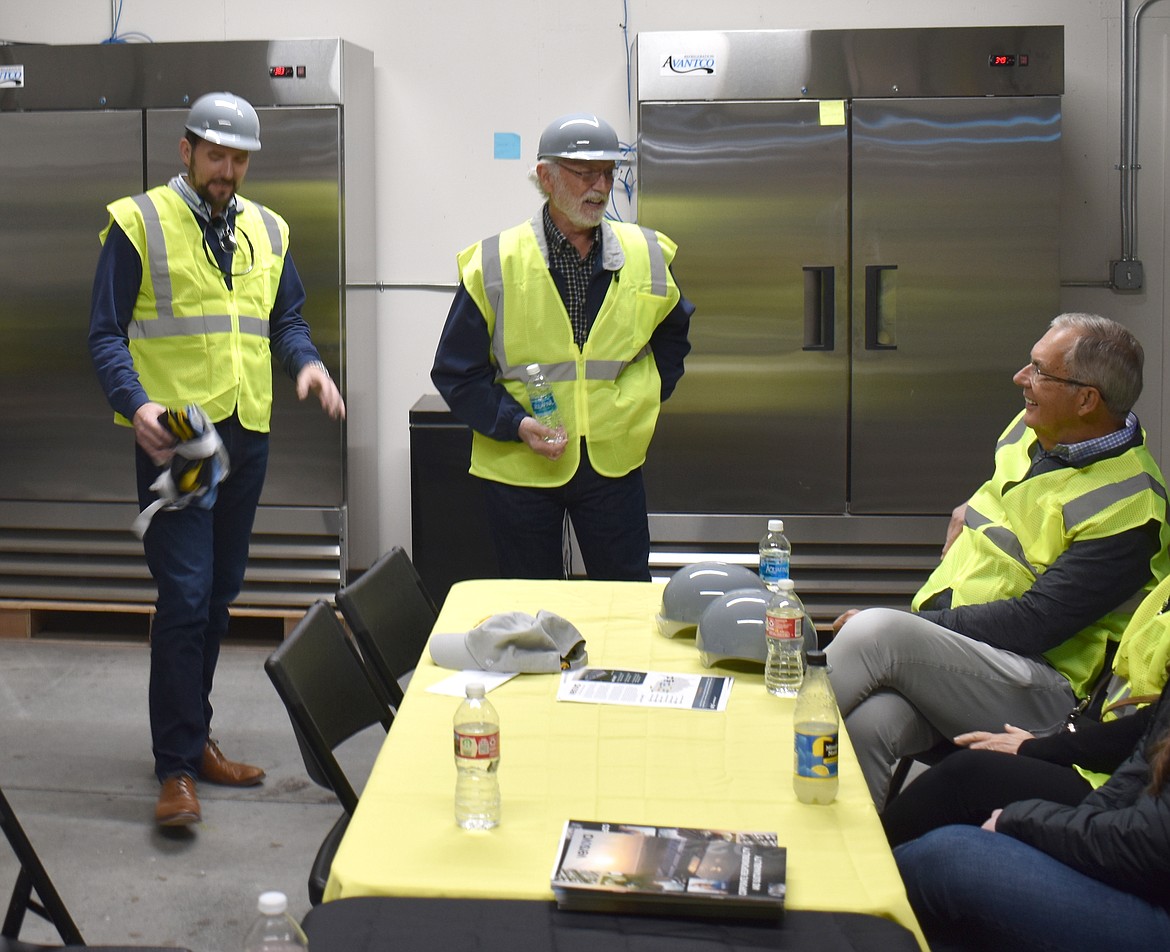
[425,670,517,697]
[557,667,732,711]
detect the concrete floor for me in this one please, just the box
[0,632,385,952]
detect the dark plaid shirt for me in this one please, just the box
[542,203,599,348]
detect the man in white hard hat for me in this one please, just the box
[89,91,345,829]
[431,112,693,581]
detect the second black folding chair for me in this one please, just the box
[336,546,438,711]
[264,600,395,905]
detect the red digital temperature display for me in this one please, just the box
[989,54,1017,67]
[269,65,295,78]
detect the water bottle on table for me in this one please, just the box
[764,578,805,697]
[758,518,791,591]
[242,891,307,951]
[525,363,566,444]
[793,650,839,804]
[454,681,501,829]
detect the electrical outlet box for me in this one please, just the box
[1111,259,1145,291]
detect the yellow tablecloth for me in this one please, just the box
[325,579,924,948]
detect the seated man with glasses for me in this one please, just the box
[431,112,693,581]
[825,313,1170,807]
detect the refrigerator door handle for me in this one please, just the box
[864,264,898,350]
[802,266,836,351]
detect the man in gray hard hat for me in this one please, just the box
[89,91,345,829]
[431,112,694,580]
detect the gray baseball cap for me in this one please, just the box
[429,610,588,673]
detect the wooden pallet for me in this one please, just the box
[0,600,304,640]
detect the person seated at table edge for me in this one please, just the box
[894,673,1170,952]
[883,573,1170,846]
[825,313,1170,807]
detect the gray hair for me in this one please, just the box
[529,159,558,198]
[1051,312,1143,417]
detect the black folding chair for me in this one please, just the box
[1,783,188,952]
[265,600,395,905]
[336,546,438,711]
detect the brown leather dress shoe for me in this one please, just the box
[200,738,266,786]
[155,774,201,827]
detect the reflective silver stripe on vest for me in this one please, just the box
[965,505,1035,574]
[485,223,662,382]
[131,193,175,319]
[481,234,515,379]
[128,313,270,340]
[128,194,270,339]
[252,201,283,258]
[1113,589,1146,616]
[586,348,652,381]
[995,414,1029,453]
[638,225,667,296]
[1062,472,1168,530]
[1104,674,1131,711]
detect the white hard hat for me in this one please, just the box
[185,91,262,151]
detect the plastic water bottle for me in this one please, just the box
[765,578,805,697]
[758,518,791,591]
[525,363,566,444]
[242,891,307,952]
[793,651,839,804]
[454,682,501,829]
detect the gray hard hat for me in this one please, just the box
[537,112,625,163]
[656,562,767,638]
[695,588,772,669]
[185,91,262,151]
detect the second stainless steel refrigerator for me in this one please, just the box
[636,27,1062,568]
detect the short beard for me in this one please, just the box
[547,167,607,229]
[187,162,234,212]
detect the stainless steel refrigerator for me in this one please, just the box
[635,27,1063,609]
[0,40,375,612]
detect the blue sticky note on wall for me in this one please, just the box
[494,132,521,160]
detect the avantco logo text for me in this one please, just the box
[661,53,715,76]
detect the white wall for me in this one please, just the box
[4,0,1168,563]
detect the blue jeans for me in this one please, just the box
[480,452,651,581]
[136,416,269,782]
[895,825,1170,952]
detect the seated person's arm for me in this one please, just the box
[1012,704,1154,773]
[918,520,1161,656]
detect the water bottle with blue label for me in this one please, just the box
[525,363,566,444]
[759,518,791,590]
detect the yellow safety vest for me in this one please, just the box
[1073,574,1170,789]
[102,185,289,432]
[459,216,681,487]
[912,411,1170,697]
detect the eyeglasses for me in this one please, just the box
[556,162,617,187]
[201,216,255,277]
[1028,362,1093,389]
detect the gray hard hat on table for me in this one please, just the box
[695,588,771,668]
[656,561,767,638]
[185,91,262,151]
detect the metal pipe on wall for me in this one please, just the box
[1113,0,1158,290]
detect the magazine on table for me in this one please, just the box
[550,819,786,919]
[556,668,732,711]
